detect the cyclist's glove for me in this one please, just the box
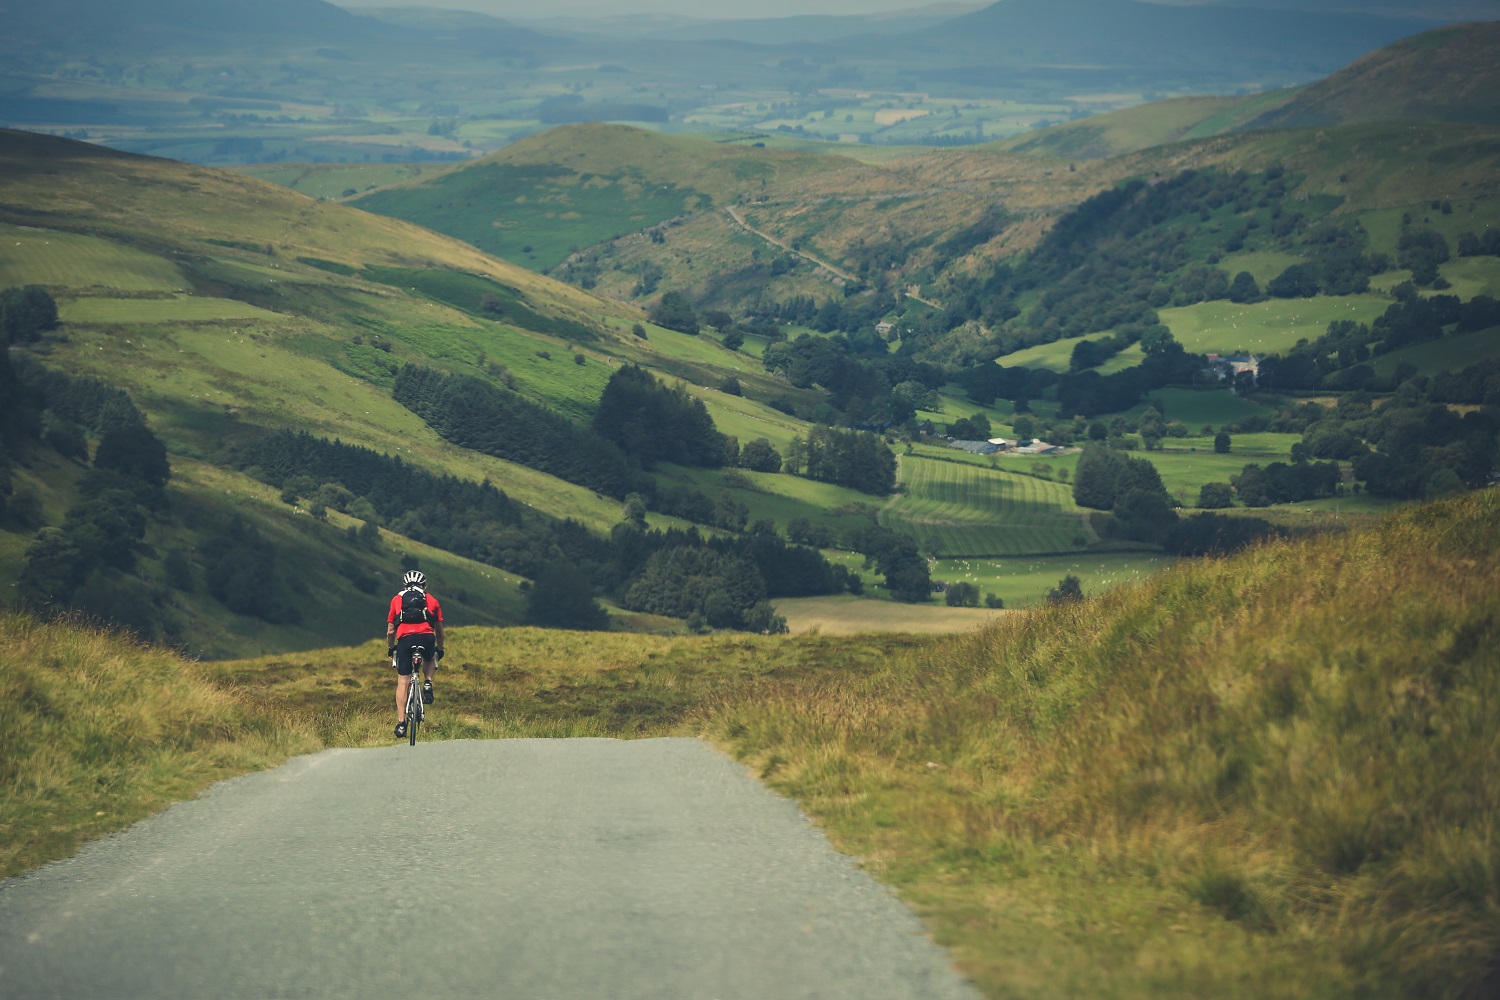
[387,646,396,659]
[436,647,445,661]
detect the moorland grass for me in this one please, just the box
[703,488,1500,998]
[0,612,323,879]
[6,491,1496,998]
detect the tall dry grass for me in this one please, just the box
[701,489,1500,998]
[0,613,321,878]
[5,491,1495,999]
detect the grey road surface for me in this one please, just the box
[0,737,981,1000]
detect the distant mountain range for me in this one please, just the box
[0,0,1457,84]
[0,0,550,58]
[913,0,1435,87]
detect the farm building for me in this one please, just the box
[1205,353,1260,381]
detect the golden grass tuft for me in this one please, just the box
[0,612,322,877]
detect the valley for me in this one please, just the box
[2,9,1499,997]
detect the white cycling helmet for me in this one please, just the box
[402,569,427,589]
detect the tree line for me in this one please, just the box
[393,363,653,500]
[9,359,178,639]
[1071,444,1279,556]
[237,428,867,631]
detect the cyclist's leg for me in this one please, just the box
[394,635,419,728]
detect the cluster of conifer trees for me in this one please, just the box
[10,361,176,638]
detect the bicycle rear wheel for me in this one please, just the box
[406,675,420,746]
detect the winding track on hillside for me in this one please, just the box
[722,206,944,310]
[0,738,980,1000]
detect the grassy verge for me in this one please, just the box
[701,488,1500,998]
[0,612,323,878]
[6,490,1495,998]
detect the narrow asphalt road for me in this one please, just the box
[0,738,981,1000]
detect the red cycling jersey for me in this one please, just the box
[388,590,443,641]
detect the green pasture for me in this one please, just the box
[1158,431,1302,456]
[994,335,1145,375]
[0,223,185,291]
[997,95,1251,159]
[1130,387,1270,429]
[41,312,630,532]
[1159,294,1392,356]
[932,551,1178,609]
[883,454,1091,558]
[1435,254,1500,301]
[693,387,809,454]
[1217,491,1402,531]
[919,391,1018,432]
[60,295,282,324]
[1144,451,1276,506]
[1215,249,1303,287]
[658,465,882,538]
[1371,325,1500,377]
[1359,201,1500,261]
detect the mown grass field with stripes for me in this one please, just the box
[883,455,1092,557]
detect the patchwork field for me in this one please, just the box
[882,454,1092,557]
[1133,388,1271,429]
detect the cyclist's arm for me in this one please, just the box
[434,618,445,652]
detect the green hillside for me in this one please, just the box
[1239,21,1500,130]
[349,123,860,270]
[0,129,839,654]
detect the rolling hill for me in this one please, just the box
[0,129,825,655]
[348,124,865,270]
[916,0,1434,85]
[1236,20,1500,129]
[324,24,1500,310]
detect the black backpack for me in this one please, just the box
[398,587,429,625]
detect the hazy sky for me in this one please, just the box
[364,0,965,21]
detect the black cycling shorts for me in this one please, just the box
[394,633,437,676]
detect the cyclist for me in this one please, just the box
[386,569,444,740]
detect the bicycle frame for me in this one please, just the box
[399,647,426,745]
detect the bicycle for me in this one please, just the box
[396,646,426,746]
